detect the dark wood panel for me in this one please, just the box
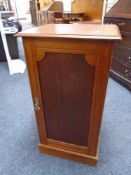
[112,58,131,81]
[105,0,131,19]
[105,0,131,90]
[115,33,131,49]
[38,52,95,147]
[110,70,131,91]
[113,44,131,65]
[105,18,131,33]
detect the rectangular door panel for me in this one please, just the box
[37,52,95,147]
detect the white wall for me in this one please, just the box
[54,0,72,11]
[61,0,72,11]
[10,0,30,19]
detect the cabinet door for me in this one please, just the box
[23,38,112,157]
[38,52,95,147]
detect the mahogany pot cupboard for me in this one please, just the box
[16,24,121,166]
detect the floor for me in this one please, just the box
[0,1,130,173]
[0,39,131,175]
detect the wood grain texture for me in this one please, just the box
[113,44,131,65]
[47,139,88,154]
[19,24,120,165]
[105,1,131,91]
[39,143,98,166]
[112,58,131,81]
[72,0,104,20]
[105,0,131,19]
[104,18,131,33]
[16,24,121,40]
[110,70,131,90]
[116,32,131,48]
[38,52,95,146]
[23,38,47,144]
[32,38,97,53]
[87,41,113,155]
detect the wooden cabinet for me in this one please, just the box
[71,0,104,20]
[105,0,131,90]
[17,24,121,166]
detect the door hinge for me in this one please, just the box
[34,97,41,111]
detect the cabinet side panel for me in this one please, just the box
[38,52,95,147]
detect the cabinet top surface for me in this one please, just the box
[16,24,121,40]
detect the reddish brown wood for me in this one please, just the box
[116,33,131,48]
[38,52,94,146]
[39,143,98,166]
[105,0,131,90]
[105,0,131,19]
[23,38,47,144]
[47,139,88,154]
[16,24,121,40]
[105,18,131,33]
[112,58,131,81]
[18,24,120,165]
[113,44,131,65]
[110,70,131,90]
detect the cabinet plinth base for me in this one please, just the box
[39,144,98,166]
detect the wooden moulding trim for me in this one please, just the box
[87,41,113,155]
[110,69,131,83]
[23,38,47,144]
[31,39,97,53]
[35,49,46,61]
[84,54,97,66]
[39,144,98,166]
[47,139,88,155]
[34,48,97,67]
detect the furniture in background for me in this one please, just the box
[47,11,63,24]
[30,0,39,26]
[0,34,19,61]
[71,0,104,21]
[0,11,14,19]
[47,11,85,24]
[17,24,121,166]
[105,0,131,90]
[41,1,63,24]
[30,0,63,25]
[0,17,22,62]
[62,12,85,23]
[30,0,105,25]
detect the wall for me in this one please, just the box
[10,0,30,19]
